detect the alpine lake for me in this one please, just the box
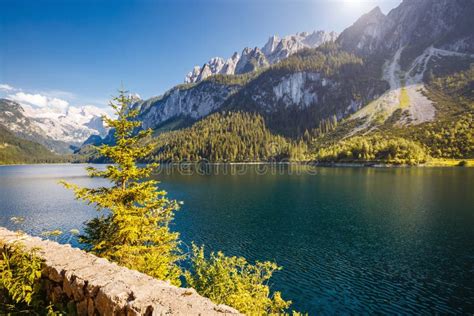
[0,164,473,314]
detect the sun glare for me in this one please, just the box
[343,0,362,8]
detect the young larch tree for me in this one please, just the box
[61,89,182,285]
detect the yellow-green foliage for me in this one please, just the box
[416,113,474,158]
[414,65,474,158]
[314,135,428,165]
[185,244,291,315]
[429,63,474,110]
[61,90,182,285]
[62,90,294,313]
[0,244,42,306]
[425,158,474,167]
[399,87,410,109]
[0,243,60,314]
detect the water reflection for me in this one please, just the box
[0,164,473,314]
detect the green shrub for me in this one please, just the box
[185,244,291,315]
[0,242,60,314]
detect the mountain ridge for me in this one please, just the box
[126,0,473,162]
[185,30,338,83]
[7,0,473,163]
[0,98,109,153]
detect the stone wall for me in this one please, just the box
[0,227,240,315]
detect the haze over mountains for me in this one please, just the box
[1,0,473,163]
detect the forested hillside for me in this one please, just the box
[223,43,388,137]
[149,112,307,162]
[21,0,474,165]
[404,64,474,158]
[314,60,474,160]
[0,125,60,164]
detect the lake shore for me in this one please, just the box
[2,158,474,168]
[1,159,473,168]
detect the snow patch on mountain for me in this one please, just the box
[21,104,109,144]
[0,98,108,145]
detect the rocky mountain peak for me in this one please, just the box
[235,47,269,75]
[367,6,384,18]
[338,0,474,56]
[184,30,337,83]
[0,98,24,113]
[262,35,281,55]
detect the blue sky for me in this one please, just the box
[1,0,401,109]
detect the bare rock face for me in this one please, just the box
[133,80,241,130]
[235,47,269,74]
[133,0,474,139]
[263,31,338,64]
[336,7,387,55]
[184,30,338,83]
[338,0,474,56]
[0,227,241,316]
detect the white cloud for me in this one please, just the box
[0,84,15,91]
[8,92,69,111]
[4,85,114,118]
[8,92,49,107]
[49,97,69,109]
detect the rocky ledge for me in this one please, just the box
[0,227,240,316]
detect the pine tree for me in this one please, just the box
[61,89,182,285]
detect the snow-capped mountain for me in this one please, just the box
[22,104,109,144]
[0,98,109,153]
[185,30,338,83]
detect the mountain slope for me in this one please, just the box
[0,125,59,164]
[134,44,387,136]
[334,0,474,140]
[338,0,474,62]
[125,0,474,162]
[133,76,256,130]
[0,98,109,153]
[0,99,72,153]
[222,44,388,137]
[312,56,474,159]
[148,112,307,162]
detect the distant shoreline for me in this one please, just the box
[1,159,472,168]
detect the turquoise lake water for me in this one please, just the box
[0,164,473,314]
